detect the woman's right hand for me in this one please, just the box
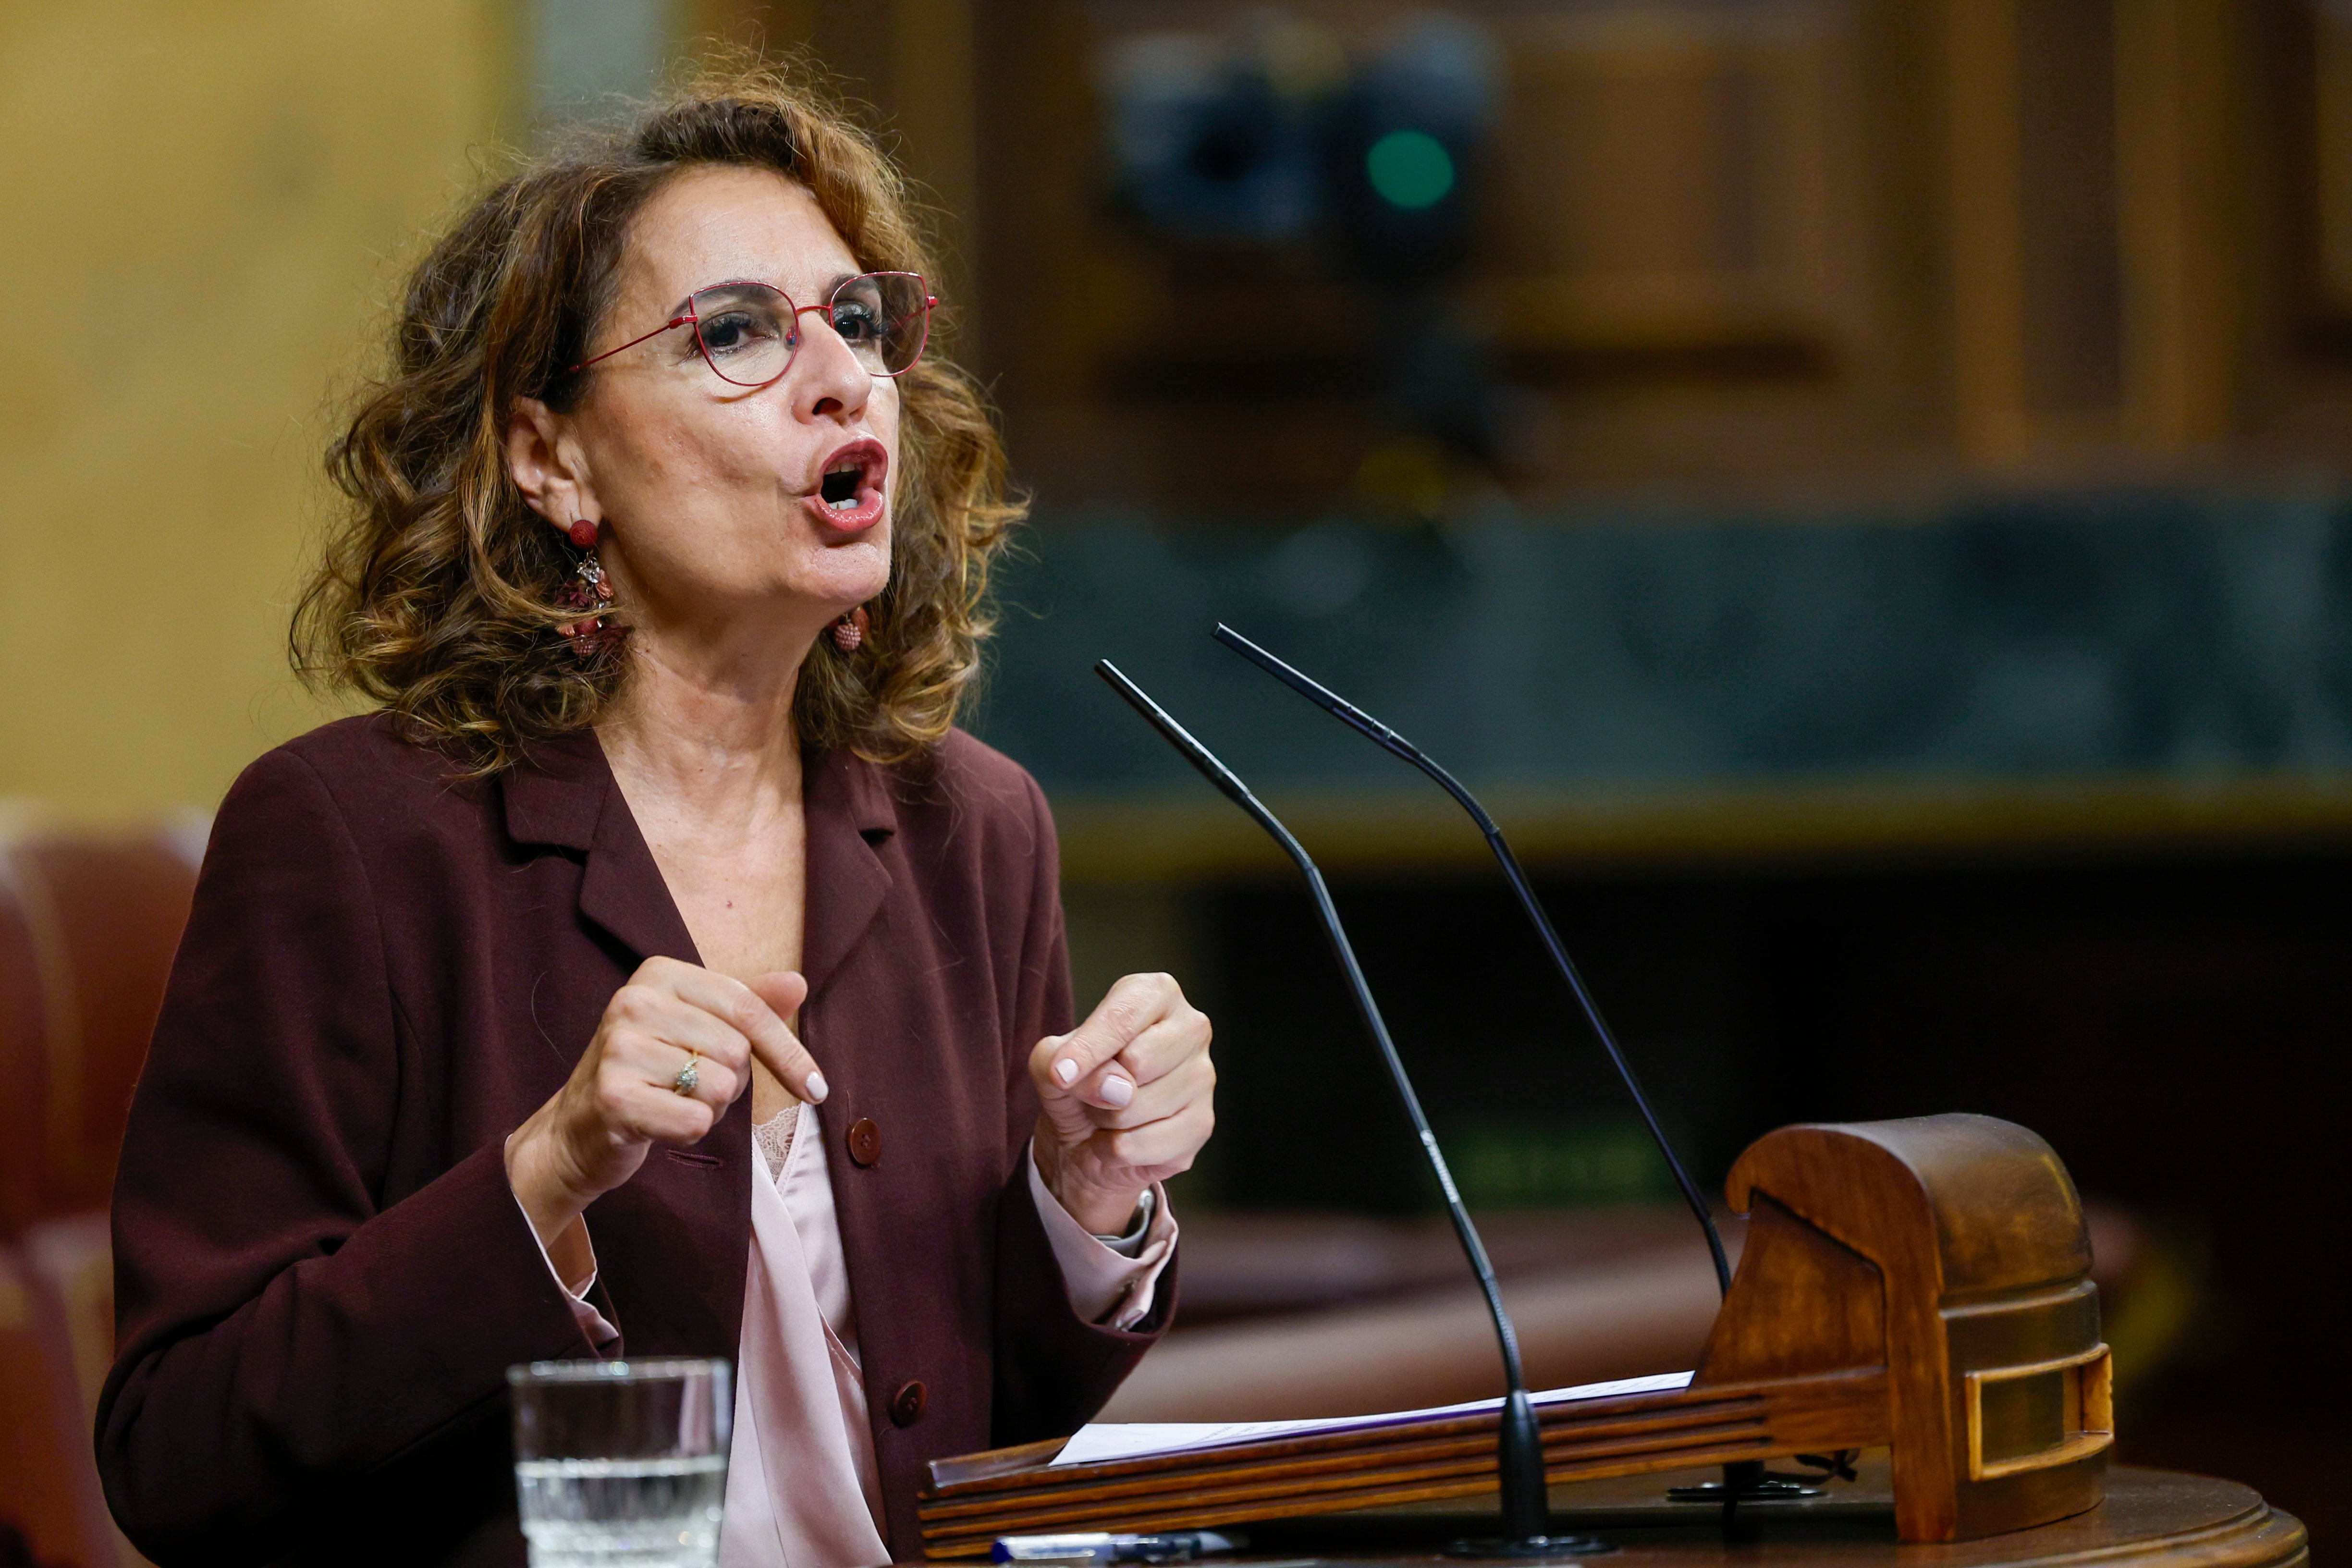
[504,956,826,1251]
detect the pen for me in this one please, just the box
[990,1530,1247,1563]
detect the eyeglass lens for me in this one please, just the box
[690,273,930,386]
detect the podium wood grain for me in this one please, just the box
[922,1117,2117,1554]
[1153,1466,2306,1568]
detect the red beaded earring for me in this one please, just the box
[556,518,618,656]
[832,606,869,652]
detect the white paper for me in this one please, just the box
[1050,1370,1695,1468]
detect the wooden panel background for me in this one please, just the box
[686,0,2352,500]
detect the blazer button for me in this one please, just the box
[847,1117,883,1167]
[890,1379,927,1427]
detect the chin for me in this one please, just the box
[816,529,892,600]
[837,531,889,592]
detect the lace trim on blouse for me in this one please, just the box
[753,1101,801,1181]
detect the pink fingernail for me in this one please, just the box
[1102,1076,1134,1108]
[1054,1058,1080,1086]
[805,1070,829,1102]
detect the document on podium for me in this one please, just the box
[1051,1370,1696,1468]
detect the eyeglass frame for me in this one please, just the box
[568,270,938,386]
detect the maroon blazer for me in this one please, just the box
[97,716,1171,1568]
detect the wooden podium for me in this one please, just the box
[1051,1460,2310,1566]
[918,1115,2281,1559]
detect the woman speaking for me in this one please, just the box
[95,62,1215,1568]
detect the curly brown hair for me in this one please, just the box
[294,56,1021,776]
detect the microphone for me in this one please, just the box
[1096,660,1598,1560]
[1209,624,1733,1298]
[1207,627,1843,1511]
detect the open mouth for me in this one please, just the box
[806,438,888,532]
[820,447,880,511]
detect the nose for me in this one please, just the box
[788,307,872,425]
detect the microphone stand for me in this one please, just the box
[1208,625,1828,1512]
[1098,661,1606,1561]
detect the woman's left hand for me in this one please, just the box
[1030,973,1214,1236]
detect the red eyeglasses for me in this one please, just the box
[571,271,936,386]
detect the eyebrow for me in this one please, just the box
[675,272,865,312]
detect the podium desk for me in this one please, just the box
[922,1121,2299,1564]
[1206,1461,2307,1568]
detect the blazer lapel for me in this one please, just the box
[508,733,893,982]
[503,728,700,966]
[579,792,701,967]
[800,748,897,999]
[503,728,742,1358]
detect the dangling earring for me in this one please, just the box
[556,518,618,656]
[832,606,870,652]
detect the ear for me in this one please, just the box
[507,395,598,536]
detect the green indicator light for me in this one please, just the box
[1365,130,1455,209]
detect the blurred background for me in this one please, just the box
[5,0,2350,1562]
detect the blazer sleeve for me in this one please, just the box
[988,769,1176,1446]
[95,747,594,1562]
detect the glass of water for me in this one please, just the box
[509,1359,732,1568]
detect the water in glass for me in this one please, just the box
[509,1359,731,1568]
[515,1454,727,1568]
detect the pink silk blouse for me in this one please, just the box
[531,1104,1176,1568]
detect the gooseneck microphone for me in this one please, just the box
[1209,624,1733,1300]
[1096,661,1598,1561]
[1208,628,1858,1513]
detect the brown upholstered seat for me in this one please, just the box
[0,822,199,1568]
[0,827,198,1235]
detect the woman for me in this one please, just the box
[95,63,1214,1568]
